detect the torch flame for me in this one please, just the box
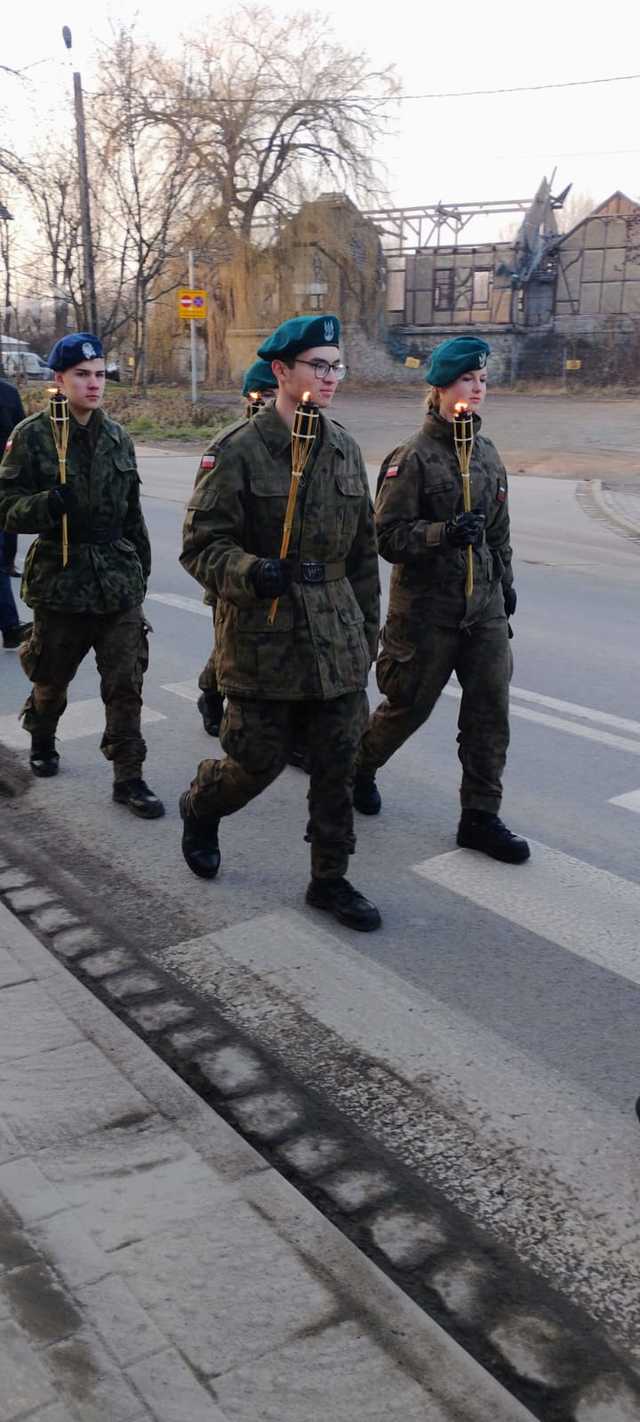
[249,391,260,400]
[302,390,311,403]
[453,401,469,415]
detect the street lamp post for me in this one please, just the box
[62,26,98,335]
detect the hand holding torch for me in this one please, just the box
[267,392,319,625]
[452,401,474,597]
[48,389,70,568]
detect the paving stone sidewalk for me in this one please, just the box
[0,900,537,1422]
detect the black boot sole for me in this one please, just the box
[305,888,381,932]
[30,757,60,778]
[456,829,530,864]
[113,797,165,820]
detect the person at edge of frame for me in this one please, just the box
[0,375,31,647]
[0,332,164,819]
[353,334,530,865]
[179,313,383,931]
[195,357,278,738]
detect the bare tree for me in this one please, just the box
[94,27,199,386]
[132,5,398,238]
[0,145,85,338]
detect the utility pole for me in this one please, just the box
[62,26,99,335]
[188,249,197,405]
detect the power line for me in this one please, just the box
[397,72,640,101]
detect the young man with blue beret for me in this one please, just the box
[354,335,529,864]
[195,357,279,738]
[0,332,164,817]
[180,313,382,929]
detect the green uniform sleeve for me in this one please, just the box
[181,445,258,608]
[0,421,59,534]
[121,439,151,583]
[346,452,380,661]
[374,448,446,562]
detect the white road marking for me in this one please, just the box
[443,685,640,756]
[412,841,640,987]
[509,684,640,737]
[147,592,211,617]
[162,680,199,703]
[0,700,165,749]
[609,787,640,813]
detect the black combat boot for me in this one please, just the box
[179,791,221,878]
[353,770,382,816]
[113,777,165,819]
[197,691,224,737]
[2,622,32,649]
[306,877,381,932]
[457,809,530,864]
[29,733,60,778]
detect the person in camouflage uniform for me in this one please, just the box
[0,332,163,818]
[196,358,278,738]
[179,314,382,930]
[354,335,529,864]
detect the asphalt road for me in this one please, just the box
[2,404,640,1370]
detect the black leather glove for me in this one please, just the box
[503,584,517,618]
[444,510,486,549]
[249,558,293,599]
[47,485,76,523]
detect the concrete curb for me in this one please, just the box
[1,851,639,1421]
[586,479,640,540]
[0,893,538,1422]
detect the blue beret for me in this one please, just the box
[241,358,278,397]
[47,332,104,373]
[426,336,490,387]
[257,314,341,361]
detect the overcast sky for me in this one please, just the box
[3,0,639,240]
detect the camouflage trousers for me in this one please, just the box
[188,691,369,879]
[19,605,150,780]
[359,619,512,814]
[198,603,219,696]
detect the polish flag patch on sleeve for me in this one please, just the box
[199,454,216,472]
[385,464,399,478]
[4,436,12,455]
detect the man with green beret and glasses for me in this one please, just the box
[179,314,382,929]
[194,357,278,738]
[354,334,529,864]
[0,331,163,818]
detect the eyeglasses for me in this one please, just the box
[294,359,347,382]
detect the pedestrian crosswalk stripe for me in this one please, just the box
[412,842,640,987]
[162,680,199,703]
[609,787,640,813]
[147,592,211,617]
[443,685,640,756]
[0,700,165,749]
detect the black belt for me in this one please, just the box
[289,560,346,585]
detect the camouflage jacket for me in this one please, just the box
[193,415,248,607]
[181,404,380,700]
[0,408,150,614]
[375,410,513,637]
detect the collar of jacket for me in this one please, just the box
[422,409,483,444]
[254,403,347,460]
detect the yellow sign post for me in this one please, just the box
[178,288,208,320]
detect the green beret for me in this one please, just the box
[241,358,278,397]
[257,314,341,361]
[425,336,490,387]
